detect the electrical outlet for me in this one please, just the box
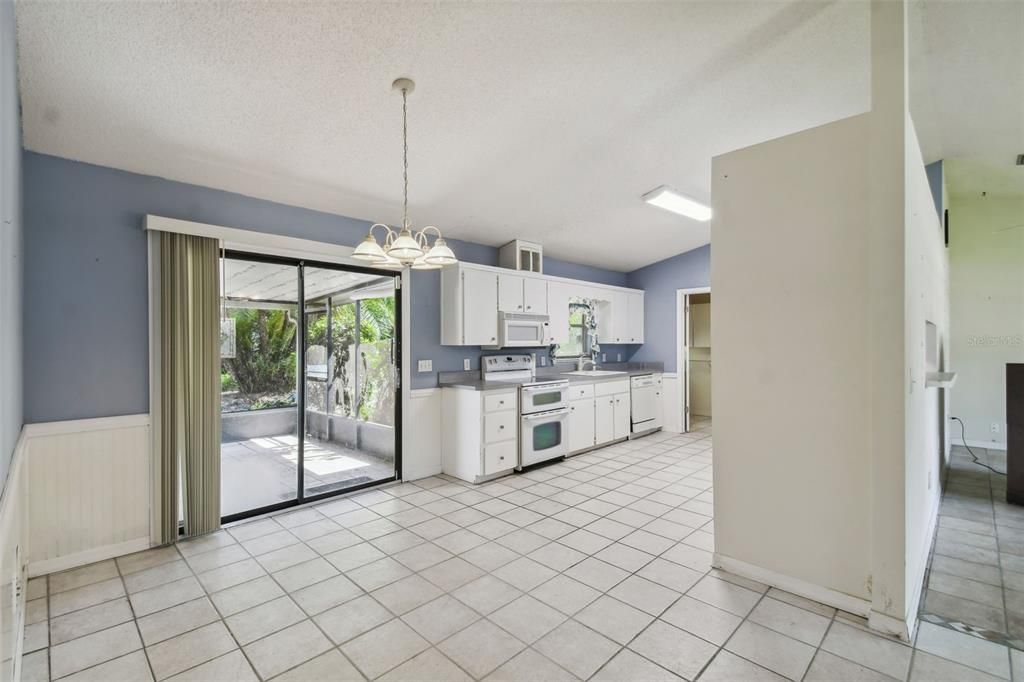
[539,356,547,366]
[601,353,606,362]
[417,360,432,372]
[991,422,1001,434]
[617,353,622,361]
[463,358,471,371]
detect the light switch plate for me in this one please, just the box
[601,353,606,362]
[417,360,432,373]
[463,358,471,371]
[539,356,547,366]
[617,353,622,361]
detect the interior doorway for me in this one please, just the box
[218,251,401,522]
[678,288,712,433]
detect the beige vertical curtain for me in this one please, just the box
[160,232,221,541]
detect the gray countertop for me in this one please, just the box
[438,362,664,391]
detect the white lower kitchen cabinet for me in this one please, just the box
[568,397,595,452]
[568,379,631,454]
[441,387,517,483]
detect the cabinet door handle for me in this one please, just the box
[499,425,505,430]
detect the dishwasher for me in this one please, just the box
[630,373,663,436]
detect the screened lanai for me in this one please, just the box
[219,254,398,520]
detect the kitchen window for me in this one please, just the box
[555,302,593,358]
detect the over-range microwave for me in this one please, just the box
[483,312,550,349]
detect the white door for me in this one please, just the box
[523,278,547,315]
[683,296,691,432]
[595,396,615,444]
[497,273,524,313]
[463,269,499,345]
[691,303,711,347]
[569,398,595,452]
[613,392,630,439]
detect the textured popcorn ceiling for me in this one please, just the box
[12,1,881,269]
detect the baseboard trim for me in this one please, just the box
[963,439,1006,452]
[868,611,910,641]
[28,537,151,578]
[903,493,941,642]
[713,553,871,617]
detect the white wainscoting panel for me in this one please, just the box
[661,373,683,433]
[24,415,151,576]
[0,431,27,682]
[406,389,442,481]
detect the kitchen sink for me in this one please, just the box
[563,370,627,376]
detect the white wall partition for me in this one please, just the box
[406,389,443,481]
[712,112,875,615]
[710,1,948,641]
[24,415,151,576]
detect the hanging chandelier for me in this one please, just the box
[352,78,458,270]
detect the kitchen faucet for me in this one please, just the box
[576,357,596,371]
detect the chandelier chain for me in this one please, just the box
[402,87,409,229]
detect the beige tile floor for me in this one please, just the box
[920,444,1024,648]
[22,428,1024,681]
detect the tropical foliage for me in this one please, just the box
[306,296,396,426]
[220,295,396,425]
[222,307,297,398]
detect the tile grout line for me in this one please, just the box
[37,432,1004,682]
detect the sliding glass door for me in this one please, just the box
[219,253,400,522]
[302,267,398,498]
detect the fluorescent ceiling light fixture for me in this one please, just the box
[642,185,712,221]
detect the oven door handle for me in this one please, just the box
[521,408,569,421]
[522,383,568,393]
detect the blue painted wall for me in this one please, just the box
[925,160,944,225]
[626,244,711,373]
[22,152,636,418]
[1,0,23,487]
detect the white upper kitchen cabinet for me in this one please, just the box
[625,291,645,344]
[441,262,644,348]
[441,265,499,345]
[498,273,548,315]
[498,272,524,312]
[523,278,547,314]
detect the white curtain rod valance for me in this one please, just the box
[145,215,357,265]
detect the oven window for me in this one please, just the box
[531,392,562,407]
[533,421,563,451]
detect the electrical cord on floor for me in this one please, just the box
[951,416,1006,476]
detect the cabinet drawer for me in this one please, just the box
[568,383,594,400]
[484,392,516,413]
[595,379,630,396]
[484,411,516,443]
[484,440,516,474]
